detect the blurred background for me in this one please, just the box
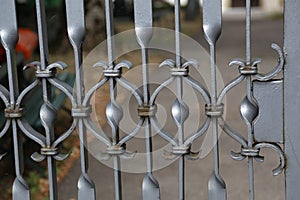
[0,0,284,199]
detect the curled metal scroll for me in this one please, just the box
[254,43,285,81]
[81,60,144,160]
[149,58,211,160]
[219,43,286,176]
[0,84,11,139]
[16,62,77,162]
[0,82,11,159]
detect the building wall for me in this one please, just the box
[261,0,283,12]
[222,0,283,12]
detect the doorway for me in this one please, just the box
[232,0,260,7]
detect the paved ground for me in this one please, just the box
[58,18,284,200]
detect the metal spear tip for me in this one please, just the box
[66,0,86,47]
[208,172,227,200]
[0,0,18,48]
[78,174,96,200]
[134,0,153,47]
[142,173,160,200]
[203,0,222,45]
[135,27,153,48]
[12,177,30,200]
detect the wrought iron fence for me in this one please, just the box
[0,0,299,199]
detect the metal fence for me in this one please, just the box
[0,0,299,199]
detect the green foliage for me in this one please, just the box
[26,171,41,198]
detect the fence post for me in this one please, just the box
[284,0,300,199]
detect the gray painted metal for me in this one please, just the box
[134,1,160,200]
[223,1,285,200]
[253,80,283,143]
[284,0,300,199]
[65,1,96,199]
[0,1,30,200]
[203,0,227,199]
[0,0,297,199]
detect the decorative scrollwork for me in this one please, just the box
[230,142,285,176]
[98,143,137,161]
[219,43,286,176]
[29,102,72,162]
[254,43,285,81]
[16,61,77,163]
[24,61,68,78]
[93,60,132,78]
[159,58,199,76]
[81,59,144,161]
[148,58,211,161]
[229,43,284,81]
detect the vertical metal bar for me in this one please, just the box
[203,0,225,199]
[245,1,254,199]
[178,156,184,200]
[104,0,122,199]
[105,0,115,68]
[174,1,185,199]
[65,1,96,199]
[210,44,218,171]
[284,0,300,199]
[134,1,160,199]
[175,0,182,69]
[35,0,51,101]
[141,45,150,105]
[35,1,57,199]
[246,0,251,64]
[0,1,30,199]
[113,156,122,200]
[143,47,155,186]
[246,78,255,200]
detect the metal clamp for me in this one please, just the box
[40,147,59,156]
[35,68,55,78]
[103,69,121,77]
[170,67,189,76]
[106,144,126,155]
[239,65,258,75]
[241,147,260,157]
[205,104,224,117]
[98,144,136,161]
[231,146,264,163]
[163,145,200,160]
[72,106,92,118]
[5,107,23,118]
[138,105,157,117]
[172,145,191,155]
